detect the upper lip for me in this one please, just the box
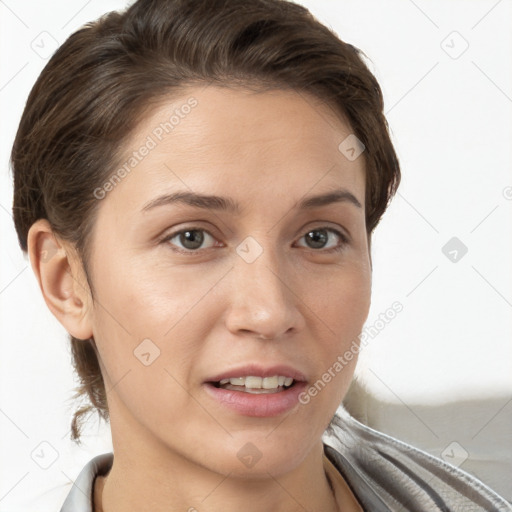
[206,363,308,383]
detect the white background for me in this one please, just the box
[1,0,511,509]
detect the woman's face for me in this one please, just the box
[84,85,371,477]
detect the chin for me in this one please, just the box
[204,431,316,479]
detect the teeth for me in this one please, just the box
[245,376,262,389]
[217,375,295,389]
[262,376,279,389]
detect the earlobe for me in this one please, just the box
[27,219,93,341]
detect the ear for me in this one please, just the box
[27,219,93,340]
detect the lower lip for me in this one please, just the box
[203,382,308,417]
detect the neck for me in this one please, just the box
[95,436,339,512]
[93,391,345,512]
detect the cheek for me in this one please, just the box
[306,263,371,398]
[311,263,371,336]
[295,279,368,441]
[89,251,225,401]
[93,247,223,336]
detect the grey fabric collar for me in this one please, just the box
[60,453,112,512]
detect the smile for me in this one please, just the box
[214,375,295,393]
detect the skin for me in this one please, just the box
[28,85,371,511]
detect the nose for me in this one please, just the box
[224,244,305,341]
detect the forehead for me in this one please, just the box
[103,85,365,213]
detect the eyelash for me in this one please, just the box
[160,226,349,255]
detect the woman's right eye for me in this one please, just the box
[161,228,220,253]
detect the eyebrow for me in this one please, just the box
[141,188,362,214]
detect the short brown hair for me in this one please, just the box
[11,0,400,442]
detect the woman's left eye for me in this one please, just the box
[161,226,348,254]
[295,228,349,253]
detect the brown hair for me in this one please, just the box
[11,0,400,442]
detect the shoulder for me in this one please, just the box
[59,453,113,512]
[323,406,512,512]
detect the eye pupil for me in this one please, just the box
[181,230,204,249]
[306,229,328,249]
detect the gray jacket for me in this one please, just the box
[60,407,512,511]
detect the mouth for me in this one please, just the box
[210,375,296,394]
[203,365,308,417]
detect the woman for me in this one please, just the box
[11,0,511,510]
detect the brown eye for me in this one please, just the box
[296,228,348,252]
[177,230,205,250]
[162,228,218,252]
[161,225,348,255]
